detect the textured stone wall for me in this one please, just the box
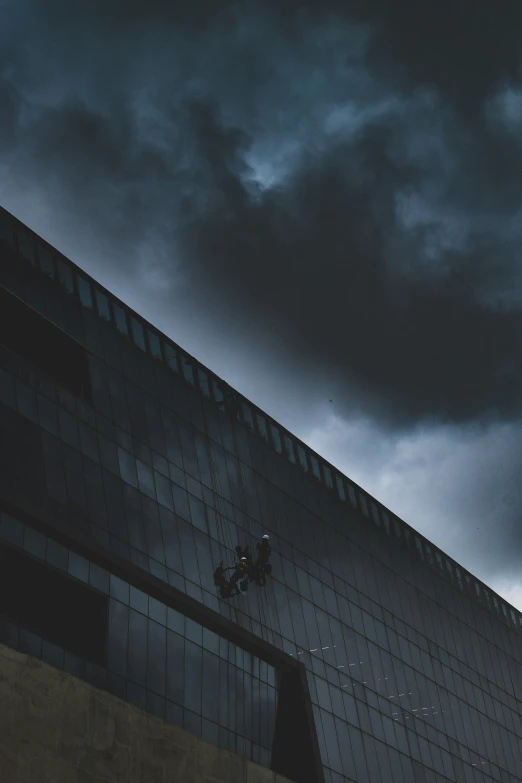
[0,644,293,783]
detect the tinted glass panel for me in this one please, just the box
[198,368,211,398]
[0,284,91,401]
[297,445,309,472]
[242,403,255,432]
[181,355,195,385]
[0,209,14,248]
[270,424,283,454]
[165,343,179,372]
[130,317,146,351]
[335,475,346,501]
[284,434,296,464]
[57,259,75,294]
[323,465,333,489]
[17,228,36,265]
[256,414,269,443]
[113,303,129,335]
[38,244,55,278]
[95,289,111,321]
[310,455,321,480]
[77,275,93,309]
[1,541,107,666]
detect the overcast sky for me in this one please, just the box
[1,0,522,609]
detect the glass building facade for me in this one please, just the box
[1,204,522,783]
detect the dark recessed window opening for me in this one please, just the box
[0,284,92,403]
[0,541,108,666]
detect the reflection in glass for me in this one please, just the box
[182,355,195,385]
[197,368,211,398]
[283,434,296,464]
[270,424,283,454]
[113,302,129,335]
[297,445,309,472]
[242,403,255,432]
[130,316,146,351]
[323,465,333,489]
[77,274,93,308]
[95,289,111,321]
[164,342,179,372]
[17,228,36,265]
[147,329,162,359]
[38,244,55,278]
[255,413,269,443]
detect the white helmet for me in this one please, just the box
[262,534,269,539]
[240,557,247,561]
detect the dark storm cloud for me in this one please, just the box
[0,0,521,434]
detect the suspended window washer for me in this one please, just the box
[229,556,251,593]
[213,562,240,599]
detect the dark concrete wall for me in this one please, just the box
[0,644,292,783]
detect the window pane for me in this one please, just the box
[284,434,296,464]
[17,228,36,265]
[359,492,369,516]
[370,502,380,526]
[323,465,333,489]
[242,402,255,432]
[38,244,55,278]
[95,289,111,321]
[415,536,424,560]
[335,475,346,501]
[0,210,14,249]
[165,343,178,372]
[57,259,75,294]
[297,445,308,472]
[270,424,283,454]
[181,355,195,385]
[381,510,390,535]
[197,368,211,398]
[255,413,269,443]
[113,303,129,335]
[310,454,321,480]
[347,483,357,508]
[130,317,146,351]
[212,379,224,405]
[77,275,93,309]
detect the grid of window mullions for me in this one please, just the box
[4,205,522,635]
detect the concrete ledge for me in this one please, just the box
[0,643,294,783]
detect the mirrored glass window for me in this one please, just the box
[381,510,390,535]
[347,483,357,508]
[17,228,36,265]
[415,536,424,560]
[95,289,111,321]
[323,465,333,489]
[370,502,380,526]
[283,434,296,464]
[270,424,283,454]
[359,492,369,517]
[181,354,195,385]
[147,329,162,359]
[310,454,321,481]
[434,551,443,571]
[445,559,453,580]
[130,316,146,351]
[197,368,211,398]
[0,210,14,248]
[335,475,346,501]
[212,379,225,408]
[38,244,56,278]
[255,413,269,443]
[78,275,93,309]
[113,302,129,335]
[241,403,255,432]
[57,258,75,295]
[165,343,178,372]
[297,445,309,472]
